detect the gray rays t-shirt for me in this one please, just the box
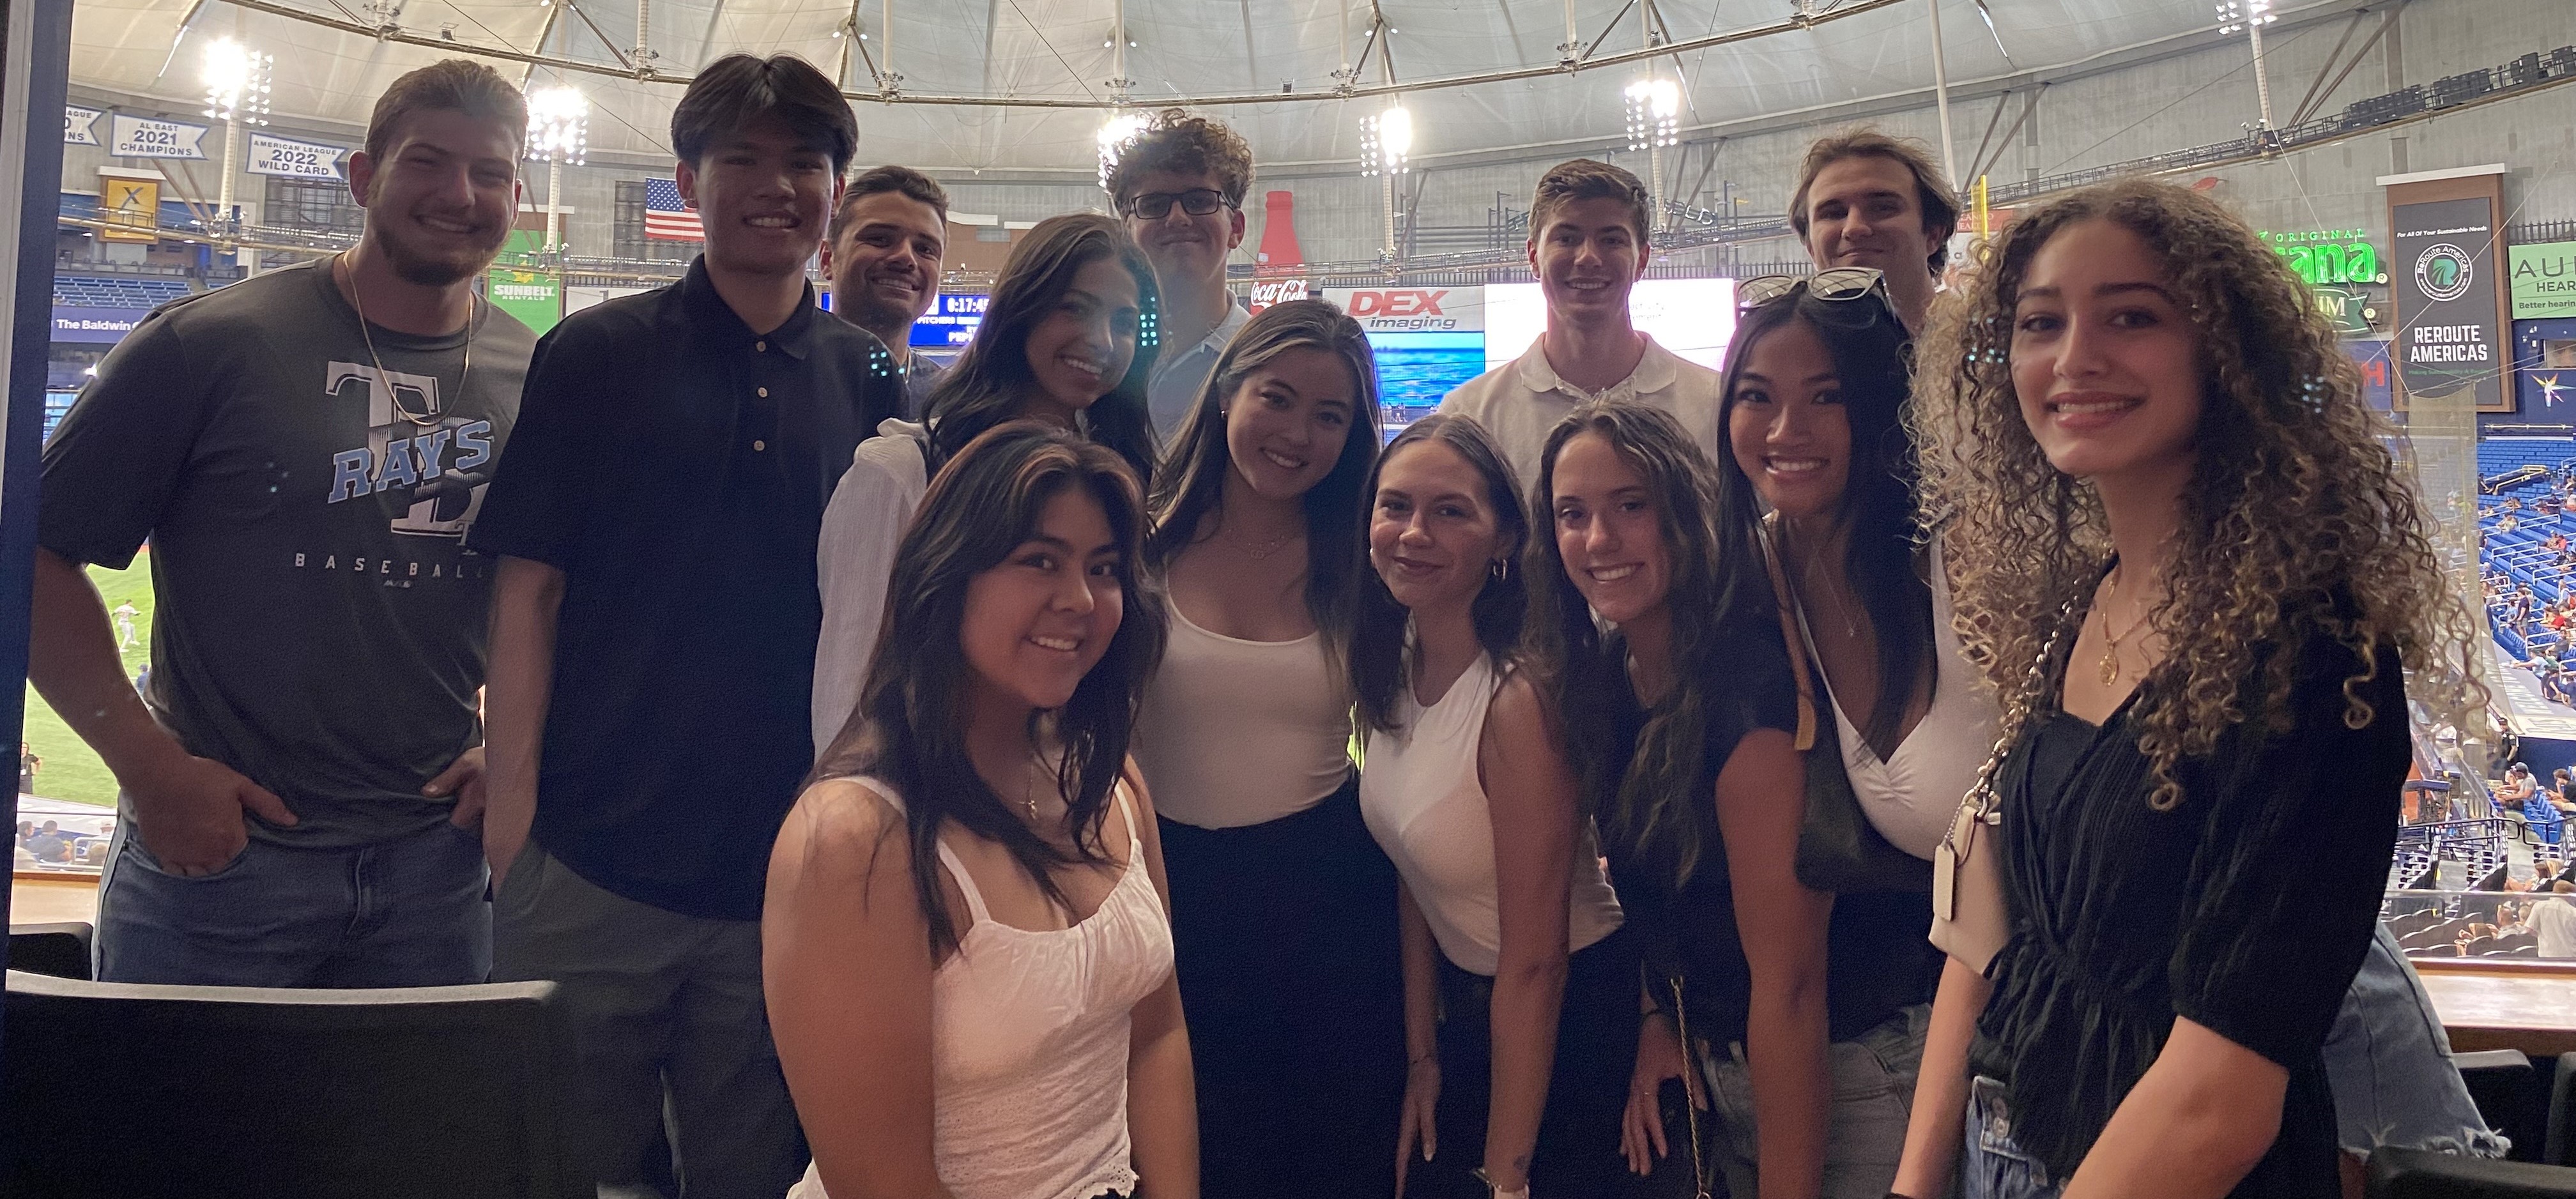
[39,259,537,848]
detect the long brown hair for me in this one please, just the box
[1913,178,2485,808]
[815,422,1167,958]
[923,214,1160,485]
[1524,400,1781,886]
[1349,414,1529,735]
[1146,298,1383,659]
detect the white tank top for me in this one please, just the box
[786,778,1174,1199]
[1360,653,1625,977]
[1794,544,1998,860]
[1132,600,1355,829]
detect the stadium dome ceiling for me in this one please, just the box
[68,0,2290,175]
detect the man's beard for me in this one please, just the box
[835,284,920,339]
[367,215,504,287]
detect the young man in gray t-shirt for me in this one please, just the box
[29,60,538,986]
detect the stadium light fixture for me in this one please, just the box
[527,86,589,253]
[1624,77,1680,151]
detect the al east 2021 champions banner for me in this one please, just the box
[2388,168,2509,411]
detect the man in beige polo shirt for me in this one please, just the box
[1437,158,1723,491]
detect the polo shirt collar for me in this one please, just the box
[1509,330,1676,399]
[1161,302,1249,372]
[678,255,822,360]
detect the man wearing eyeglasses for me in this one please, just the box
[1106,109,1255,440]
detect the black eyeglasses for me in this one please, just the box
[1125,188,1230,220]
[1736,266,1890,312]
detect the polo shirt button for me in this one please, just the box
[756,340,767,352]
[753,439,767,452]
[757,386,769,397]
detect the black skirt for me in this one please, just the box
[1160,774,1407,1198]
[1407,926,1641,1198]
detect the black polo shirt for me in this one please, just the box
[470,257,903,920]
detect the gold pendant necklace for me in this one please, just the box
[2096,564,2147,686]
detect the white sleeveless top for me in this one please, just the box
[1359,653,1625,977]
[1132,600,1354,829]
[1793,544,1998,860]
[786,779,1174,1199]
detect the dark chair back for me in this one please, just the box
[2549,1053,2576,1167]
[2460,1050,2551,1165]
[7,921,92,979]
[2366,1147,2576,1196]
[3,970,590,1198]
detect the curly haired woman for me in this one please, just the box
[1905,179,2484,1199]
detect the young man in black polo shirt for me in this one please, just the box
[472,54,901,1198]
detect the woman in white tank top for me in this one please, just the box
[1134,301,1404,1196]
[765,424,1195,1199]
[1349,416,1635,1199]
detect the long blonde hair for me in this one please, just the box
[1913,178,2484,807]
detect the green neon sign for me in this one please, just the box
[2262,229,2385,287]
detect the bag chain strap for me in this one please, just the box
[1945,598,2080,851]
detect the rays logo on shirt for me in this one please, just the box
[320,360,495,539]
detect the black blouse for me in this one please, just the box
[1969,623,2407,1196]
[1599,619,1944,1050]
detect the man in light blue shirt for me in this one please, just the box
[1107,109,1255,439]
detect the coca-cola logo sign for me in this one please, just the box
[1248,279,1309,310]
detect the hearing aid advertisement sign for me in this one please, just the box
[2391,195,2504,411]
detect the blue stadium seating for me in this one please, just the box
[51,275,191,309]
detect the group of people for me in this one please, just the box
[23,47,2511,1199]
[2496,762,2575,844]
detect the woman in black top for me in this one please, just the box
[1526,401,1832,1199]
[1908,179,2484,1198]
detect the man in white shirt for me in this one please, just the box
[1788,129,1959,335]
[1107,109,1255,440]
[2534,882,2576,959]
[1437,158,1723,491]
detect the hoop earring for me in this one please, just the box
[1489,557,1511,581]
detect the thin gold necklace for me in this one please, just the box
[2095,564,2149,686]
[1222,515,1302,560]
[339,252,475,426]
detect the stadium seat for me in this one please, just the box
[2549,1054,2575,1167]
[49,275,192,309]
[3,970,590,1198]
[2460,1050,2552,1164]
[7,921,90,979]
[2366,1148,2576,1196]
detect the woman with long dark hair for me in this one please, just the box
[1690,275,1956,1196]
[1906,179,2486,1198]
[766,422,1192,1199]
[1351,415,1634,1198]
[1526,400,1832,1199]
[1133,298,1392,1195]
[811,213,1161,756]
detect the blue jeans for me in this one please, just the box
[95,814,489,986]
[2323,922,2510,1157]
[1961,1076,2060,1199]
[1703,1003,1930,1199]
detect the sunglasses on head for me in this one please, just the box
[1124,189,1232,220]
[1735,266,1890,312]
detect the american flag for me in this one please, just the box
[645,178,703,241]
